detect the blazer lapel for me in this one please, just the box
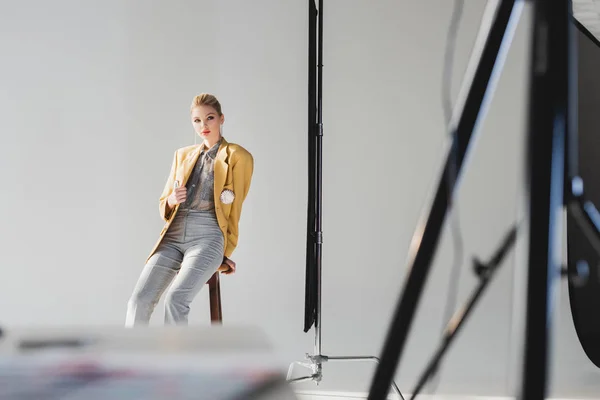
[214,138,229,196]
[180,146,202,187]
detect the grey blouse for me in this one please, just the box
[180,140,221,212]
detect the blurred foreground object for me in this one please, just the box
[0,325,297,400]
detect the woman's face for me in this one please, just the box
[191,105,224,143]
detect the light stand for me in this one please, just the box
[287,1,405,399]
[367,0,600,399]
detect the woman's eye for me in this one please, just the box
[208,116,214,120]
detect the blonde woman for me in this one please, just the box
[126,93,254,326]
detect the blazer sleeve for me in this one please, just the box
[224,151,254,258]
[159,150,179,222]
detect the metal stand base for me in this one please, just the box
[287,354,405,399]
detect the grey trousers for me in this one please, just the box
[125,209,225,326]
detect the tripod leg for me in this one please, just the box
[286,360,319,383]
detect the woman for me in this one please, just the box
[126,93,254,326]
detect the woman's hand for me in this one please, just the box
[219,257,236,275]
[167,186,187,207]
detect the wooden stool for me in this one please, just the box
[207,272,222,324]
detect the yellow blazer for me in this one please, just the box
[147,137,254,262]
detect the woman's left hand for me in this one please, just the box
[219,257,236,275]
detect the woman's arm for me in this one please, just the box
[223,151,254,258]
[159,150,179,221]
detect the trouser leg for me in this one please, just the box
[164,212,224,325]
[125,244,182,327]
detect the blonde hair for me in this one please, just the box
[190,93,223,116]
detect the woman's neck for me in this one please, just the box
[203,135,221,149]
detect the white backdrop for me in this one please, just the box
[1,1,599,398]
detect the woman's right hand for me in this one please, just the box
[167,186,187,207]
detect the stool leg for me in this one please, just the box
[208,272,222,324]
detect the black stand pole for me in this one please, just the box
[303,0,318,335]
[289,1,405,398]
[518,0,570,397]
